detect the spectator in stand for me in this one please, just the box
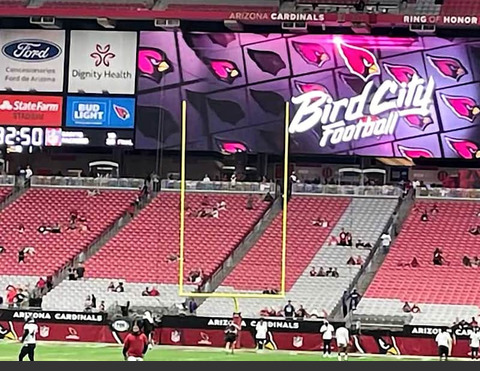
[356,256,364,266]
[312,217,329,228]
[68,267,77,281]
[35,277,46,294]
[16,224,25,234]
[14,288,27,307]
[411,257,420,268]
[332,268,339,278]
[349,289,361,311]
[141,287,150,296]
[296,305,308,320]
[246,194,254,210]
[317,267,326,277]
[18,249,25,264]
[107,282,115,292]
[402,302,412,313]
[217,200,227,211]
[381,232,392,253]
[310,267,317,276]
[346,257,356,265]
[433,248,445,266]
[284,300,295,319]
[0,246,5,255]
[411,304,421,313]
[46,276,53,292]
[115,282,125,293]
[420,210,429,222]
[99,301,106,312]
[84,295,93,312]
[463,256,473,267]
[341,291,349,317]
[431,203,439,215]
[202,174,211,183]
[338,228,347,246]
[25,165,33,182]
[474,257,480,267]
[471,317,478,327]
[76,263,85,279]
[149,287,159,297]
[356,239,372,249]
[6,285,16,308]
[263,192,274,203]
[346,232,353,247]
[230,173,237,188]
[326,267,334,277]
[469,226,480,236]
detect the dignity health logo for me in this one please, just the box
[71,43,132,81]
[289,38,435,148]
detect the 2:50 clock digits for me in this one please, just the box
[0,127,44,146]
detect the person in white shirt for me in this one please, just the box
[320,320,334,357]
[470,327,480,360]
[203,174,211,182]
[255,318,268,352]
[19,317,38,361]
[381,232,392,252]
[435,328,452,361]
[25,165,33,180]
[335,326,350,361]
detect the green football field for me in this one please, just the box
[0,342,447,361]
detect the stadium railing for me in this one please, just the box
[0,174,15,185]
[417,187,480,199]
[161,179,274,193]
[292,183,403,197]
[31,176,145,189]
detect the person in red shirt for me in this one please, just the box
[123,324,148,361]
[148,287,159,297]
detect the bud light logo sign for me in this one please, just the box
[2,40,61,62]
[66,96,135,129]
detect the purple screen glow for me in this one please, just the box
[136,32,480,159]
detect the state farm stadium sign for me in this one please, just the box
[0,95,62,126]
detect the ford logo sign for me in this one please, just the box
[111,319,130,333]
[2,39,61,62]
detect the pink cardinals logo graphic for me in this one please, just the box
[90,44,115,67]
[445,137,480,159]
[218,141,247,155]
[204,59,241,84]
[404,115,433,131]
[113,104,130,121]
[138,47,172,83]
[427,55,467,81]
[398,145,434,160]
[441,94,480,122]
[292,41,330,68]
[294,81,331,96]
[337,42,380,81]
[383,63,418,84]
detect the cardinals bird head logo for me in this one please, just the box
[113,104,130,121]
[383,63,418,84]
[427,55,467,81]
[292,41,330,68]
[398,145,434,160]
[217,140,248,155]
[337,42,380,81]
[138,47,173,83]
[204,58,241,84]
[404,115,433,131]
[445,137,480,159]
[294,81,331,96]
[441,94,480,122]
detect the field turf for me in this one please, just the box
[0,342,446,361]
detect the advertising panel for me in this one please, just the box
[0,95,62,126]
[68,31,137,94]
[44,127,134,148]
[65,96,135,129]
[136,31,480,158]
[0,29,66,92]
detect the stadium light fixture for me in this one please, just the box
[97,17,116,29]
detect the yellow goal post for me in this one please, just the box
[177,100,290,302]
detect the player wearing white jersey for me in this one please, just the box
[470,327,480,361]
[335,326,350,361]
[19,317,38,362]
[320,321,334,358]
[255,318,268,352]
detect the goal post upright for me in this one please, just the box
[178,100,290,303]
